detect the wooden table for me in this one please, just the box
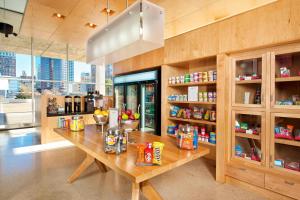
[54,125,209,200]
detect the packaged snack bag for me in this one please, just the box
[153,142,164,165]
[136,144,146,164]
[144,143,153,164]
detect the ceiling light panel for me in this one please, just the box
[87,0,164,65]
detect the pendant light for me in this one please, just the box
[86,0,164,65]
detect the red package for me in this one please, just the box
[144,143,153,164]
[285,161,300,171]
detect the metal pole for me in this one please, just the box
[31,37,35,124]
[66,43,69,94]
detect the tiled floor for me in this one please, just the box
[0,128,267,200]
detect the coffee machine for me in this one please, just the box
[74,96,81,113]
[64,96,72,113]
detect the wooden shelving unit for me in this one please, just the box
[274,138,300,147]
[235,132,260,140]
[275,76,300,82]
[235,79,262,84]
[163,56,220,178]
[168,117,216,125]
[168,81,216,87]
[168,101,216,105]
[228,44,300,200]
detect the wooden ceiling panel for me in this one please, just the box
[36,0,81,16]
[0,0,277,62]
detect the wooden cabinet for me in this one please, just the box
[231,52,267,108]
[226,164,265,188]
[227,43,300,199]
[265,174,300,200]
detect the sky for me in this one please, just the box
[15,53,92,82]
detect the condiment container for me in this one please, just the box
[104,126,127,154]
[70,115,85,131]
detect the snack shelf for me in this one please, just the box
[168,81,216,87]
[235,79,262,84]
[168,117,216,125]
[168,101,216,105]
[167,134,216,147]
[274,138,300,147]
[275,76,300,82]
[235,132,260,140]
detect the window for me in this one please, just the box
[0,51,33,126]
[105,64,113,96]
[0,44,99,127]
[69,61,96,94]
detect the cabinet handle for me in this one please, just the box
[238,168,246,171]
[284,180,295,186]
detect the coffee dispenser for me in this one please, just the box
[74,96,81,113]
[65,95,72,113]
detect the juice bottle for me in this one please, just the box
[144,143,153,164]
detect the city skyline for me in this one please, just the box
[1,51,94,82]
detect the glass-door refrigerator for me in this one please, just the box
[140,83,157,132]
[114,85,125,111]
[113,69,161,135]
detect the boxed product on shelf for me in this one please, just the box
[167,123,216,145]
[168,94,188,102]
[274,125,294,140]
[168,70,217,85]
[236,73,261,81]
[235,120,260,135]
[199,91,216,102]
[235,143,261,162]
[193,107,216,121]
[276,95,300,105]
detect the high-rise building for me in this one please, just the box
[68,61,74,82]
[80,72,91,83]
[0,51,16,77]
[91,65,96,83]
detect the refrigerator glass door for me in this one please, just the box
[141,83,156,132]
[126,84,138,113]
[115,85,125,111]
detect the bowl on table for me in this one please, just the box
[121,120,139,131]
[93,114,108,126]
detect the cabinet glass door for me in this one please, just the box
[232,53,266,107]
[141,83,156,132]
[271,49,300,109]
[232,110,265,166]
[126,84,138,113]
[270,113,300,174]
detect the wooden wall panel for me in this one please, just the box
[164,25,219,64]
[113,48,164,75]
[164,0,300,64]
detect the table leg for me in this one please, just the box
[68,154,95,183]
[131,182,140,200]
[140,181,163,200]
[95,159,108,172]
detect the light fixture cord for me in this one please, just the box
[106,0,109,23]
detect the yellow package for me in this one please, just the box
[153,142,164,165]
